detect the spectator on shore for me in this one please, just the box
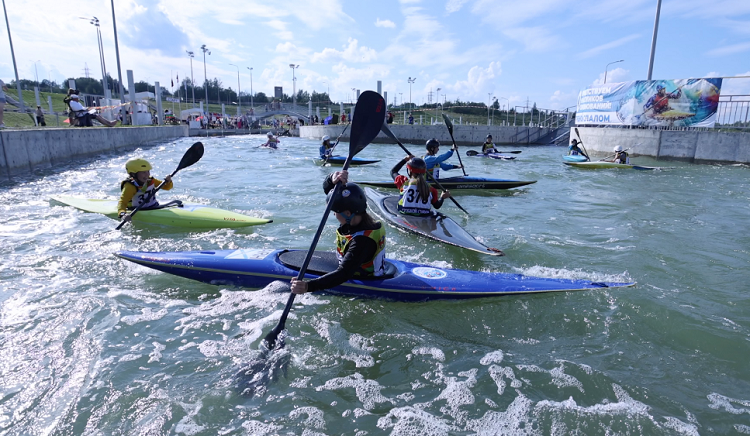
[35,105,46,126]
[69,94,117,127]
[408,113,414,125]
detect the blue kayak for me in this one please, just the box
[563,155,589,163]
[313,156,380,166]
[470,153,516,160]
[115,249,635,301]
[358,176,536,191]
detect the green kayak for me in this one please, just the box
[564,162,659,170]
[51,196,272,229]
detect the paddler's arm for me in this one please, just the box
[429,186,449,209]
[390,155,412,180]
[323,170,348,194]
[291,236,377,294]
[152,175,174,191]
[117,184,138,217]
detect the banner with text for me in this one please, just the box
[575,78,722,127]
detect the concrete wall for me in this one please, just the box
[301,124,551,146]
[0,126,188,180]
[573,127,750,163]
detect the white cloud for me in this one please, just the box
[706,41,750,57]
[446,0,469,13]
[577,34,640,59]
[267,20,294,41]
[450,61,502,100]
[591,67,629,87]
[311,38,378,64]
[375,18,396,28]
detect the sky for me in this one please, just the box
[1,0,749,111]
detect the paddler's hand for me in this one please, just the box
[452,144,458,151]
[332,170,348,185]
[164,175,172,183]
[440,190,452,199]
[290,278,309,294]
[403,155,414,162]
[119,212,132,223]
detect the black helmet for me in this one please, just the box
[327,183,367,214]
[571,138,578,144]
[406,157,427,175]
[425,138,440,150]
[486,134,492,140]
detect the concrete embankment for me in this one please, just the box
[0,126,188,180]
[301,124,750,164]
[573,127,750,164]
[301,124,555,147]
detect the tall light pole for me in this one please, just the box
[201,44,210,108]
[351,87,356,104]
[407,77,416,110]
[498,97,509,125]
[229,63,240,115]
[110,0,126,122]
[247,67,253,110]
[399,92,403,108]
[604,59,624,84]
[81,16,108,96]
[647,0,662,80]
[488,93,494,125]
[435,87,441,119]
[3,0,27,109]
[186,51,196,106]
[289,64,299,106]
[33,60,40,86]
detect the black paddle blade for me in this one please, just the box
[348,91,385,158]
[466,150,478,156]
[442,113,454,135]
[176,142,204,173]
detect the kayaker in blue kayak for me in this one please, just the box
[319,135,334,158]
[290,170,387,294]
[117,158,173,221]
[423,138,462,179]
[391,156,450,216]
[482,134,498,155]
[569,139,589,160]
[608,145,630,164]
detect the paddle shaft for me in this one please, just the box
[442,114,467,176]
[324,124,349,163]
[573,128,590,159]
[386,132,470,215]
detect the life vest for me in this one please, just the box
[482,142,496,154]
[335,224,386,276]
[423,155,441,179]
[397,180,433,216]
[652,94,670,114]
[121,177,159,210]
[614,151,629,164]
[569,144,581,155]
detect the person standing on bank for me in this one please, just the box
[35,106,46,126]
[290,170,386,294]
[423,138,462,179]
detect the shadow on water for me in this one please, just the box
[234,336,292,397]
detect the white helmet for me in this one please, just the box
[322,135,330,142]
[614,145,623,152]
[267,132,273,137]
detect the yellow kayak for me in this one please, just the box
[51,196,272,229]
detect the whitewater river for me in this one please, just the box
[1,134,749,435]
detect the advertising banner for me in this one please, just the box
[575,78,722,127]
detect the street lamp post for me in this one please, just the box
[435,87,441,120]
[487,93,494,125]
[247,67,253,111]
[497,97,509,125]
[81,17,108,96]
[289,64,299,106]
[33,60,40,86]
[604,59,624,84]
[407,77,416,110]
[186,51,196,106]
[201,44,210,108]
[229,63,240,115]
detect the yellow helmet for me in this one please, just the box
[126,158,152,174]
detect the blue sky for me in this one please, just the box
[1,0,749,111]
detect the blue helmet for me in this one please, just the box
[656,84,665,91]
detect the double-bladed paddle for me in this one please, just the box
[262,91,385,351]
[115,142,205,230]
[380,123,470,216]
[324,123,350,164]
[465,149,522,156]
[573,128,591,160]
[441,114,468,176]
